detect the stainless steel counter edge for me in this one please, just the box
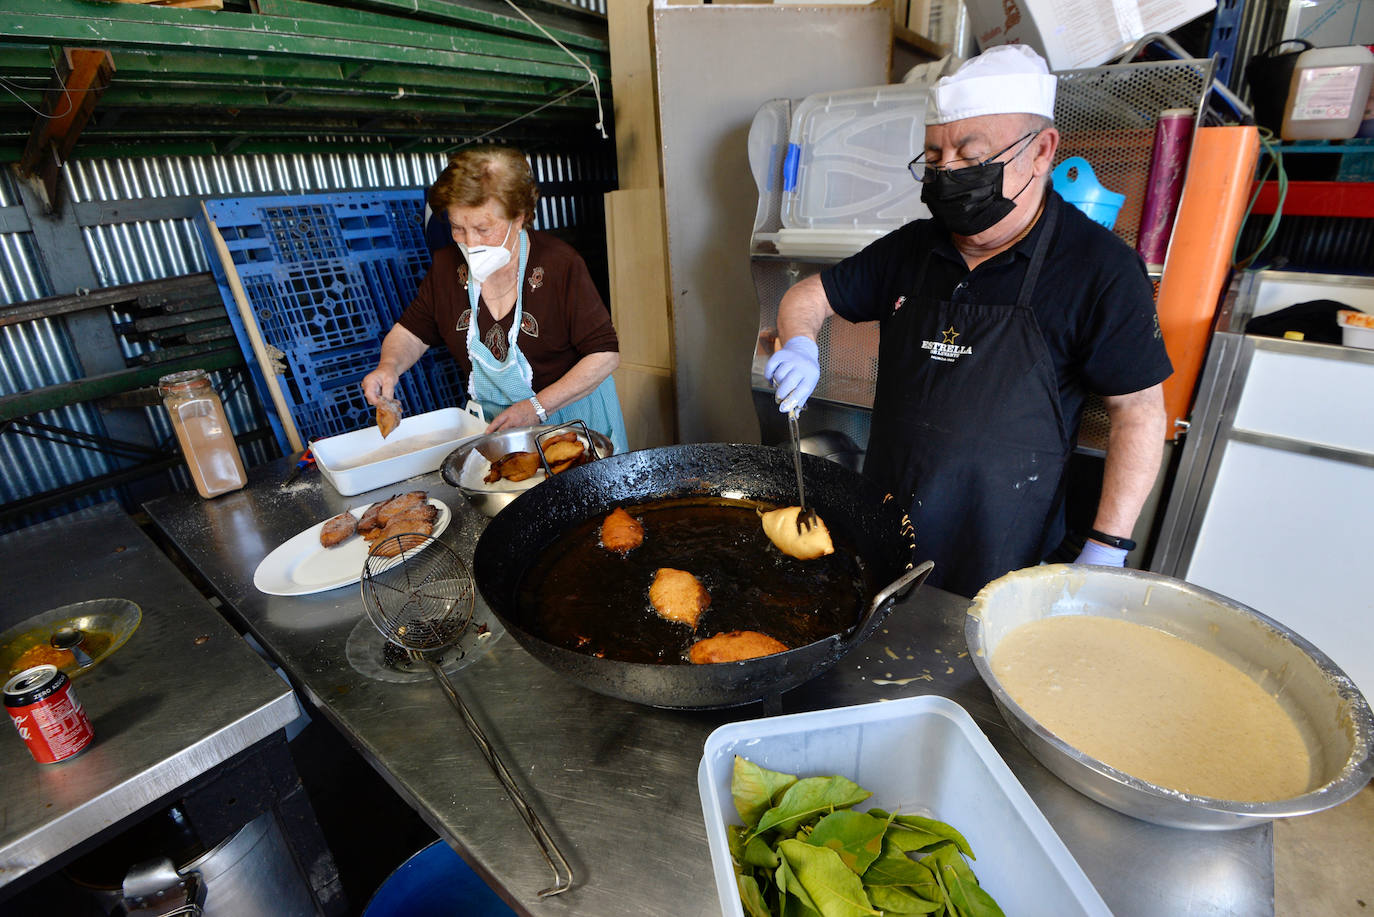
[0,693,298,884]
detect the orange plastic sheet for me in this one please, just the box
[1155,126,1260,441]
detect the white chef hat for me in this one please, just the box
[925,45,1057,125]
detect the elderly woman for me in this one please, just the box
[362,147,628,453]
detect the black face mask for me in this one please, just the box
[920,161,1021,236]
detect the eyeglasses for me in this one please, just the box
[908,130,1042,184]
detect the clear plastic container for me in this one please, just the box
[159,369,248,498]
[1281,45,1374,141]
[697,695,1111,917]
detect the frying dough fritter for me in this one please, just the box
[320,512,358,548]
[600,507,644,554]
[761,506,834,560]
[689,631,789,664]
[648,568,710,628]
[376,396,402,438]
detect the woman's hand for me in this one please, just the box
[361,324,430,405]
[361,367,399,406]
[486,398,540,433]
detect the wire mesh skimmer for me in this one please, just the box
[360,534,573,897]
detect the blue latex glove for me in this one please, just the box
[765,337,820,414]
[1074,539,1129,567]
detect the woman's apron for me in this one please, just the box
[465,231,629,455]
[862,204,1069,598]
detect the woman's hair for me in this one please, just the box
[428,146,539,225]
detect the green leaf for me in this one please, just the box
[777,853,821,914]
[733,757,799,829]
[867,883,945,914]
[922,842,979,889]
[738,874,774,917]
[730,824,750,870]
[744,834,781,869]
[806,810,888,875]
[863,841,939,893]
[754,776,873,838]
[891,814,975,859]
[779,839,882,917]
[885,823,948,854]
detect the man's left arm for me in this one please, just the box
[1078,382,1166,565]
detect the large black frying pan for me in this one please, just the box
[471,443,933,709]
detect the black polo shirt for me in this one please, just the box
[820,190,1173,444]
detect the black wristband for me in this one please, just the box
[1088,529,1137,551]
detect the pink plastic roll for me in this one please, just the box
[1136,109,1195,271]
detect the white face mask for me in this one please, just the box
[458,221,514,284]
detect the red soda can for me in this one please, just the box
[5,664,95,764]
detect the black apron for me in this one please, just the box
[863,204,1070,598]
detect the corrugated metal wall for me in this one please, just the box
[1,143,615,531]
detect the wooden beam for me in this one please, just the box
[18,48,116,214]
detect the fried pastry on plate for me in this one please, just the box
[376,491,427,525]
[689,631,789,664]
[648,568,710,627]
[320,512,358,548]
[600,507,644,554]
[357,495,394,534]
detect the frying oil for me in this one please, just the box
[515,498,868,664]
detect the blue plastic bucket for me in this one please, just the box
[1052,156,1126,230]
[362,841,516,917]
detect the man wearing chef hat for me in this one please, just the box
[767,45,1173,598]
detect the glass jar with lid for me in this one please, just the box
[158,369,248,498]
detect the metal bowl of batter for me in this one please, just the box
[966,564,1374,830]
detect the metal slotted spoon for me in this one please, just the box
[360,534,574,897]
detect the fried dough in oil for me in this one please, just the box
[600,507,644,554]
[648,568,710,628]
[689,631,789,664]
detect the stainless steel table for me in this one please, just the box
[144,461,1275,917]
[0,502,299,890]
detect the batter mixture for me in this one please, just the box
[992,615,1312,801]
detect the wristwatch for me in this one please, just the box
[529,395,548,423]
[1087,528,1137,551]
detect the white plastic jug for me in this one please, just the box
[1281,45,1374,141]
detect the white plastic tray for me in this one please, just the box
[312,406,485,497]
[697,694,1110,917]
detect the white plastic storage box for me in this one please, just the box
[965,0,1214,70]
[780,83,931,232]
[312,406,485,496]
[697,694,1110,917]
[1338,310,1374,350]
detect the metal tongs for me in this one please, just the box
[787,407,819,533]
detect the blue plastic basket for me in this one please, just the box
[1052,157,1126,230]
[363,840,515,917]
[199,191,467,451]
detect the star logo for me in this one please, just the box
[941,326,960,345]
[893,295,907,313]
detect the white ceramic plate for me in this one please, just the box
[253,498,451,596]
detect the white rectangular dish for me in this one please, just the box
[312,407,485,496]
[698,694,1110,917]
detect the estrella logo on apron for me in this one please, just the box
[920,325,974,364]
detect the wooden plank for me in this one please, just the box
[605,188,672,370]
[202,203,305,452]
[613,363,676,450]
[606,0,662,191]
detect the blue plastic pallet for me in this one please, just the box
[198,191,464,452]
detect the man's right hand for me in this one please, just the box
[360,367,398,406]
[765,336,820,413]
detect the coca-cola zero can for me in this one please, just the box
[5,664,95,764]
